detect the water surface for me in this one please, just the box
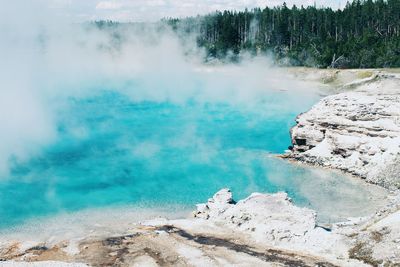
[0,89,386,228]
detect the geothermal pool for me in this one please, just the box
[0,88,386,229]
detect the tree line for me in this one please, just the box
[167,0,400,68]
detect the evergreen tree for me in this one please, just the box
[167,0,400,68]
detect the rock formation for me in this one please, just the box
[194,189,319,245]
[2,70,400,267]
[288,74,400,189]
[1,189,399,266]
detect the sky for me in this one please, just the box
[49,0,344,22]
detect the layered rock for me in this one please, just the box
[288,74,400,189]
[194,189,318,243]
[1,189,399,266]
[192,189,351,259]
[2,70,400,267]
[0,189,359,267]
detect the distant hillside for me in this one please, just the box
[166,0,400,68]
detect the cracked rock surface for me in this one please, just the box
[288,74,400,189]
[1,189,399,267]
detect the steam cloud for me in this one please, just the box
[0,0,317,176]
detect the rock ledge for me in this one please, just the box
[288,74,400,189]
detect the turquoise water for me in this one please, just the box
[0,89,384,227]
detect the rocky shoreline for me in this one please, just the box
[1,189,399,266]
[286,71,400,190]
[1,68,400,267]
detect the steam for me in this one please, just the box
[0,1,318,176]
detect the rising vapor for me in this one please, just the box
[0,0,317,176]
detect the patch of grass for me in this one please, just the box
[357,70,374,79]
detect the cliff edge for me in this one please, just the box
[287,72,400,190]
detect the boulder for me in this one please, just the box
[194,189,317,243]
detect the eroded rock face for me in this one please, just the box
[289,75,400,190]
[194,189,317,243]
[0,189,348,267]
[2,188,399,267]
[191,189,347,257]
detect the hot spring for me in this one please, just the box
[0,78,387,230]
